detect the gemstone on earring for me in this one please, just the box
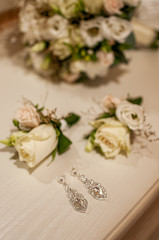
[68,189,88,213]
[90,183,107,200]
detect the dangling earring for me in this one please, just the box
[71,168,107,200]
[57,176,88,213]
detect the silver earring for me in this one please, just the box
[71,168,107,200]
[57,176,88,213]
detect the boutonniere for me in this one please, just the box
[1,98,80,168]
[85,95,158,159]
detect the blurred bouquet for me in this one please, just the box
[19,0,141,82]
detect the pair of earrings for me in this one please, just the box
[57,168,107,213]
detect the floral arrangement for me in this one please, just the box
[0,99,80,168]
[19,0,139,83]
[85,95,158,158]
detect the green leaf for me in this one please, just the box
[13,119,20,130]
[84,133,91,140]
[100,40,112,52]
[125,32,136,49]
[41,54,51,70]
[55,127,60,137]
[112,44,128,66]
[47,148,57,166]
[52,148,57,160]
[35,104,44,112]
[64,113,80,126]
[76,73,88,82]
[98,112,115,119]
[75,0,85,14]
[0,139,13,147]
[51,120,61,130]
[57,132,72,155]
[51,5,62,15]
[31,41,47,53]
[150,32,159,49]
[127,97,143,105]
[118,5,136,20]
[119,32,136,51]
[85,129,96,152]
[90,130,96,144]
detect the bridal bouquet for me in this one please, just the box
[19,0,139,83]
[0,99,80,168]
[85,95,158,159]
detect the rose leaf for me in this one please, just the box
[12,119,20,130]
[64,113,80,126]
[127,97,143,105]
[57,132,72,154]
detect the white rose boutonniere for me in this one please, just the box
[1,98,80,168]
[86,118,130,158]
[85,94,158,159]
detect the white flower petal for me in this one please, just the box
[15,124,58,168]
[116,101,144,130]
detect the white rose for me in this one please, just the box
[102,95,121,110]
[16,103,41,131]
[132,19,156,47]
[51,37,72,60]
[83,0,103,14]
[80,18,104,47]
[89,118,130,158]
[43,15,69,40]
[70,51,114,79]
[19,2,45,44]
[59,0,80,19]
[123,0,140,7]
[116,101,144,130]
[101,16,132,43]
[70,26,85,47]
[70,60,107,79]
[15,124,58,168]
[103,0,124,15]
[30,52,56,77]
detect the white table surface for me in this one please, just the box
[0,37,159,240]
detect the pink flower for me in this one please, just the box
[97,51,114,66]
[103,0,124,15]
[16,103,41,131]
[102,95,121,110]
